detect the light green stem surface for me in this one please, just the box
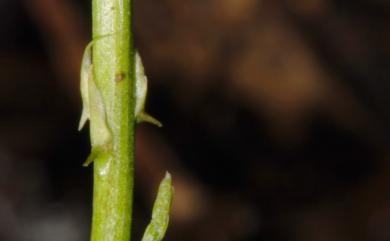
[91,0,134,241]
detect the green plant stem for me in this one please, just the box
[90,0,134,241]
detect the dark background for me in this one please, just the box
[0,0,389,241]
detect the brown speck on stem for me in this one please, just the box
[115,72,126,82]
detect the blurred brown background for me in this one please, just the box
[0,0,389,240]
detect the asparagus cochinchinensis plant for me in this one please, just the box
[78,1,173,240]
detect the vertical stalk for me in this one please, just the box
[90,0,134,241]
